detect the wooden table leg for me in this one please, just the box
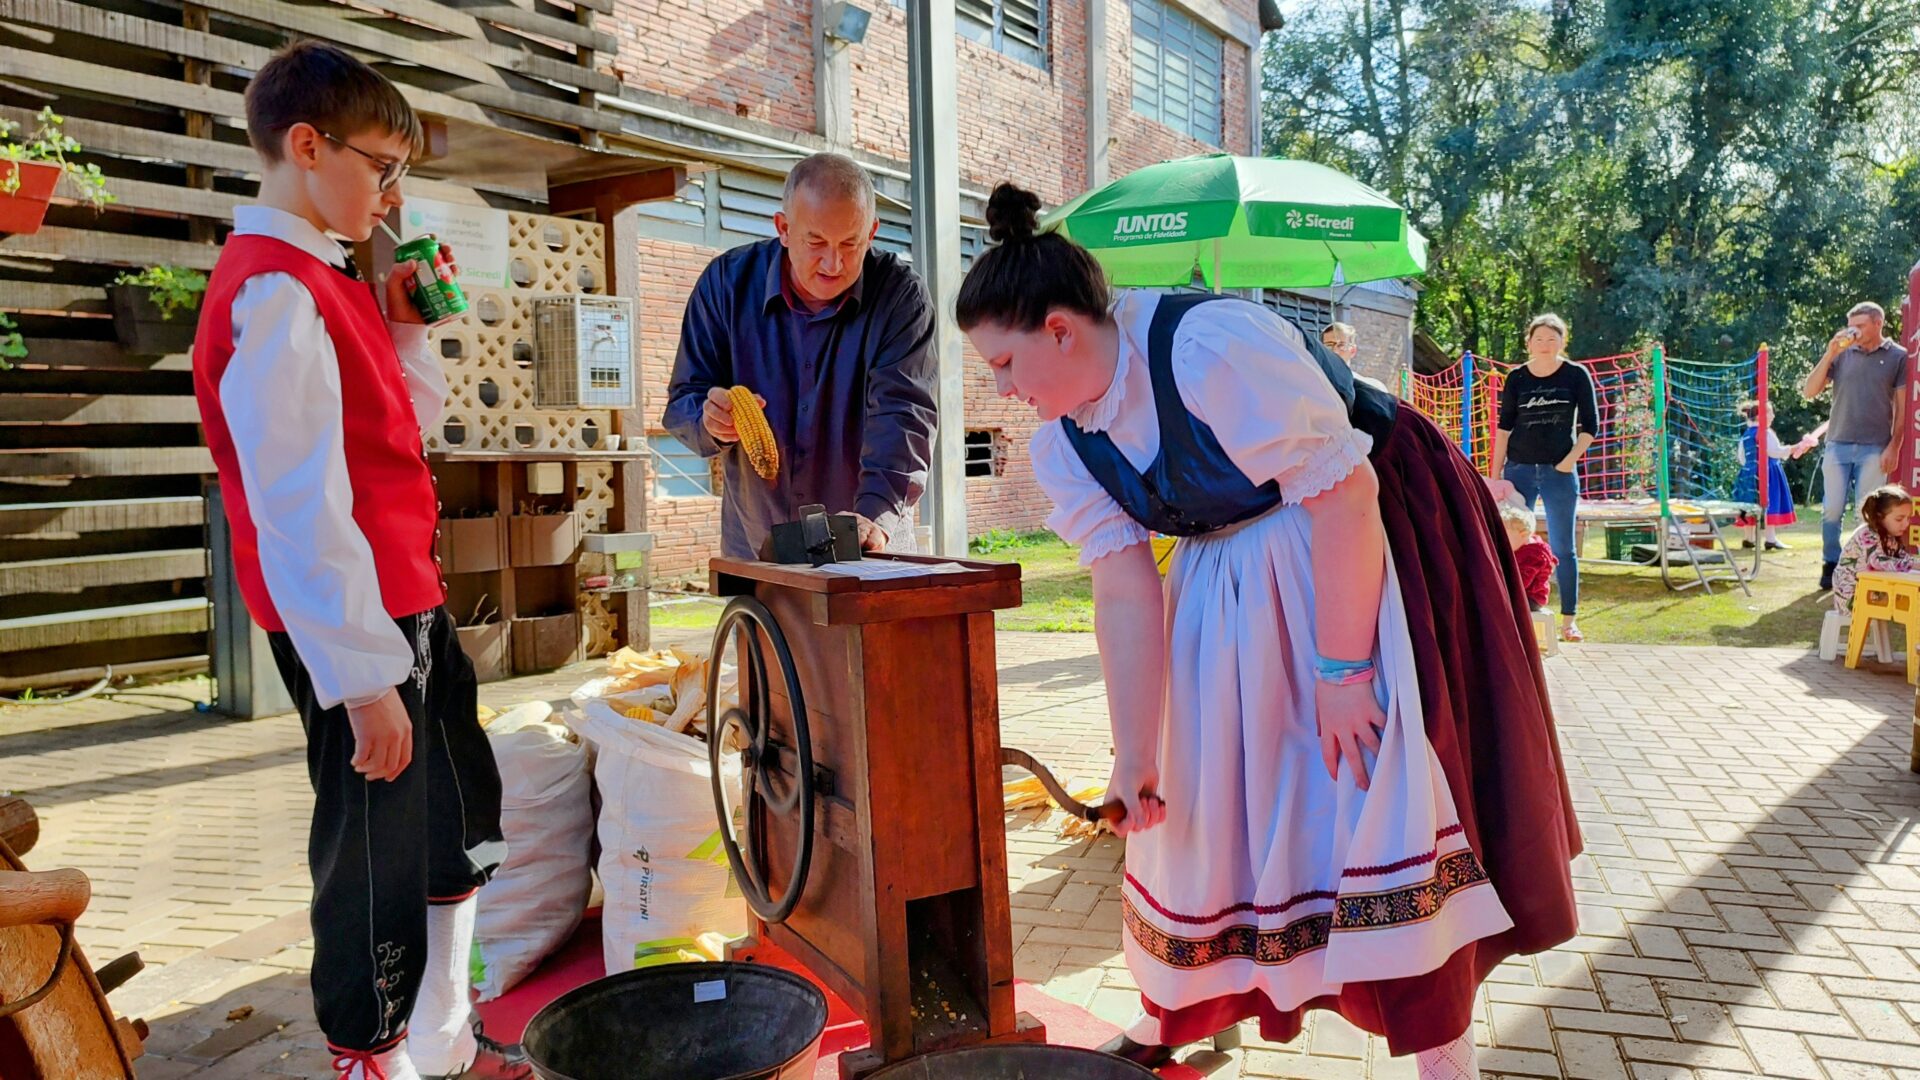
[1910,690,1919,774]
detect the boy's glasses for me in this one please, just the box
[318,131,410,192]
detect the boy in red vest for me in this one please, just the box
[192,41,524,1080]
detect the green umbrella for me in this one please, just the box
[1040,153,1427,289]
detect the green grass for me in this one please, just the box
[1572,514,1829,648]
[649,598,723,633]
[971,530,1096,632]
[649,517,1835,647]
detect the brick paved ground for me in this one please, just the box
[5,635,1919,1078]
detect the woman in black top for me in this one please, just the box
[1489,314,1599,642]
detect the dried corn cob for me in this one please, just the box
[730,386,779,481]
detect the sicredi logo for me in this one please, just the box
[1286,210,1357,233]
[1113,211,1189,239]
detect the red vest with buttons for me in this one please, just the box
[193,233,443,632]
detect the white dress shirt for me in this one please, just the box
[219,205,447,709]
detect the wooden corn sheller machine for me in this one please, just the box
[706,533,1095,1078]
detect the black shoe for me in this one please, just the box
[1097,1033,1177,1069]
[1742,539,1756,549]
[1821,561,1836,592]
[1766,540,1791,551]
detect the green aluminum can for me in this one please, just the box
[394,234,468,325]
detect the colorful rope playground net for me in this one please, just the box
[1404,345,1771,594]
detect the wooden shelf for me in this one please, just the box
[429,450,646,463]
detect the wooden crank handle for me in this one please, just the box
[1003,746,1167,828]
[1090,794,1165,826]
[0,868,92,929]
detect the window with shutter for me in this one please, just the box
[1261,290,1335,337]
[892,0,1048,68]
[1129,0,1225,144]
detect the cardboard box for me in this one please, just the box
[511,612,579,671]
[456,622,508,682]
[510,511,580,566]
[440,514,506,574]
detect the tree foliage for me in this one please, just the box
[1264,0,1920,486]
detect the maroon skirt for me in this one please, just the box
[1142,403,1584,1055]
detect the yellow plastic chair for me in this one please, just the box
[1846,571,1920,683]
[1151,536,1176,576]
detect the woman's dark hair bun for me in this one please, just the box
[985,183,1042,244]
[957,180,1110,332]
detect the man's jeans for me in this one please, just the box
[1822,440,1889,564]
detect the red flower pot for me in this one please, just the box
[0,160,60,235]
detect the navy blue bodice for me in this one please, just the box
[1061,294,1397,538]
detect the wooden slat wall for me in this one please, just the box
[0,0,616,681]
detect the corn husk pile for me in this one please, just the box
[575,645,737,741]
[1003,775,1110,840]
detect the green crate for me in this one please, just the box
[1605,523,1658,561]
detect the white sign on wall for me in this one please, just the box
[400,196,511,290]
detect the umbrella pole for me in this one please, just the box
[1212,238,1222,295]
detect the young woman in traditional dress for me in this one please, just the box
[955,185,1582,1079]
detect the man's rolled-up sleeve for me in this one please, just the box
[855,275,938,540]
[662,264,733,457]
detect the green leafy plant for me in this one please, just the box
[969,528,1057,556]
[0,312,23,371]
[115,265,209,321]
[1,107,114,210]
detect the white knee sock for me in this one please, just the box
[405,898,479,1076]
[1414,1029,1479,1080]
[335,1046,420,1080]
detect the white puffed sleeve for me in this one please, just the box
[1173,300,1372,503]
[1030,421,1151,567]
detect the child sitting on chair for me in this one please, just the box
[1833,485,1916,611]
[1500,502,1557,612]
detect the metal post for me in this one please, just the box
[908,0,967,556]
[1652,342,1670,517]
[1756,343,1769,534]
[815,0,854,150]
[1904,260,1920,493]
[1459,350,1475,460]
[207,480,292,718]
[1086,0,1110,189]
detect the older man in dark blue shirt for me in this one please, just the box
[662,153,938,560]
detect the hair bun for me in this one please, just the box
[985,183,1042,244]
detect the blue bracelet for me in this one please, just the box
[1314,655,1376,685]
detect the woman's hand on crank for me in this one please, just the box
[1315,680,1384,790]
[1106,755,1165,837]
[347,688,413,782]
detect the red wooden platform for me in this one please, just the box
[475,914,1205,1078]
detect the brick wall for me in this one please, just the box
[1349,305,1411,390]
[637,236,725,582]
[609,0,816,132]
[850,2,1091,205]
[623,0,1265,581]
[961,340,1055,537]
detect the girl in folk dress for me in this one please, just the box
[1731,400,1811,550]
[955,185,1581,1079]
